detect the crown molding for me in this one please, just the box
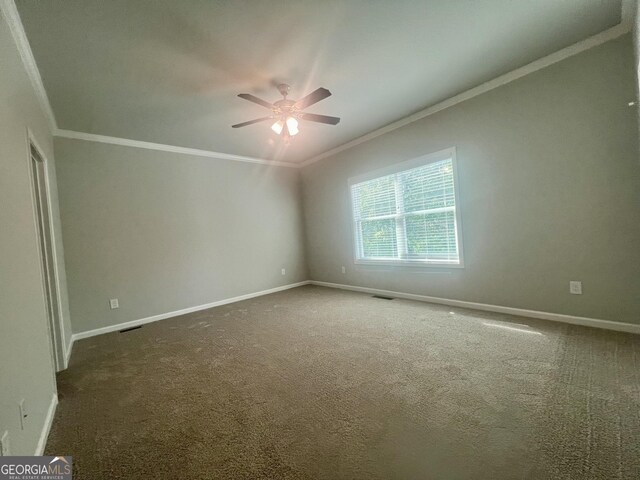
[3,0,631,168]
[2,0,296,168]
[0,0,57,131]
[300,23,632,168]
[54,129,299,168]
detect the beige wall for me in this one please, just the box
[0,10,71,454]
[54,138,308,334]
[301,35,640,324]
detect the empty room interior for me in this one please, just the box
[2,0,640,478]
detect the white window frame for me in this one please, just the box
[348,147,464,268]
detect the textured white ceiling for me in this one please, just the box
[16,0,622,163]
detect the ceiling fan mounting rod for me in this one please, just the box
[277,83,290,98]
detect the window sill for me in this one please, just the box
[354,259,464,269]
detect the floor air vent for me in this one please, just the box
[372,295,394,300]
[120,326,142,333]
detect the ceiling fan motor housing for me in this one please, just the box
[277,83,291,98]
[273,99,297,117]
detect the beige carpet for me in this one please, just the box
[46,285,640,479]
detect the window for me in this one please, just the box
[349,148,463,266]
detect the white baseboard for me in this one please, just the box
[71,281,311,342]
[309,280,640,335]
[64,335,74,368]
[35,393,58,455]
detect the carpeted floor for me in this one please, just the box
[46,285,640,479]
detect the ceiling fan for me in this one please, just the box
[232,84,340,141]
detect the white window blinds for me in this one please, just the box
[350,151,462,266]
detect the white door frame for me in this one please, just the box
[26,128,67,372]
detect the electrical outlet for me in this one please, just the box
[1,431,10,456]
[110,298,119,309]
[18,399,27,430]
[341,266,346,274]
[281,268,286,276]
[569,281,582,295]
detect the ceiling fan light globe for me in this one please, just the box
[286,117,299,136]
[271,120,284,135]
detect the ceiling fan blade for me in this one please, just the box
[293,87,331,110]
[237,93,274,110]
[231,116,272,128]
[299,113,340,125]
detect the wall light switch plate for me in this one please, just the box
[0,431,10,456]
[569,281,582,295]
[110,298,119,309]
[341,266,346,274]
[281,268,286,276]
